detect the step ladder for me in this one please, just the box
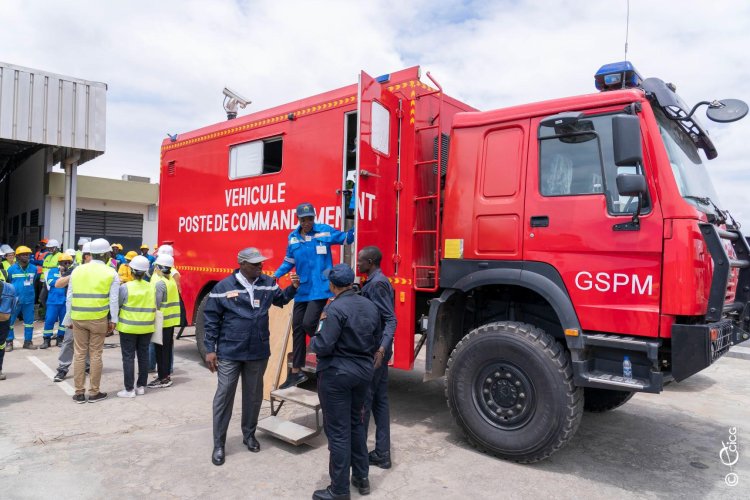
[412,72,445,292]
[257,312,323,445]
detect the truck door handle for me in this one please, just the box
[530,216,549,227]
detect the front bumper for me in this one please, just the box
[672,319,750,382]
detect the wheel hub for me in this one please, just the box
[475,362,535,429]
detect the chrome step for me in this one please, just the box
[271,387,320,410]
[257,416,320,445]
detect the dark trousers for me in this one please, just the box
[212,358,268,448]
[364,362,391,454]
[120,332,153,391]
[291,299,327,369]
[0,319,9,372]
[318,368,370,495]
[154,327,174,380]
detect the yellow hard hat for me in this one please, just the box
[125,250,138,260]
[113,243,124,250]
[140,243,150,249]
[57,253,73,262]
[15,245,32,255]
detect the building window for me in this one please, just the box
[21,212,27,228]
[229,136,283,180]
[30,209,39,227]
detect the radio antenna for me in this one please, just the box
[624,0,630,60]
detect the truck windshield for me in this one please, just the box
[653,107,722,213]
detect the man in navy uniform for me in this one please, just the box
[357,246,397,470]
[203,247,299,466]
[310,264,380,500]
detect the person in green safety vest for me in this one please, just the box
[1,245,14,273]
[75,237,90,265]
[148,254,180,389]
[116,255,156,398]
[63,238,120,404]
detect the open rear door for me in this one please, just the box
[354,71,401,277]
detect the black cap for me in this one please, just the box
[323,264,355,287]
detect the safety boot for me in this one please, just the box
[5,340,13,352]
[54,336,63,347]
[23,341,37,350]
[40,338,51,349]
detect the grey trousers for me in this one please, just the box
[56,329,89,375]
[212,358,268,448]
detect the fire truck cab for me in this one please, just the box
[159,63,749,463]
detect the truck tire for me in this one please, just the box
[583,388,634,413]
[194,294,209,364]
[445,321,583,463]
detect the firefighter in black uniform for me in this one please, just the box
[309,264,380,500]
[357,246,396,469]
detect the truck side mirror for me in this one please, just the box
[613,173,647,232]
[612,115,642,166]
[616,173,647,196]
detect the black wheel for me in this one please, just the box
[194,294,209,364]
[583,388,634,412]
[445,321,583,463]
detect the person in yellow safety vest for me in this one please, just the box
[148,253,180,388]
[116,255,156,398]
[42,239,62,280]
[63,237,120,404]
[1,244,15,272]
[118,251,139,284]
[75,237,90,265]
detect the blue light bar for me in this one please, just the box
[595,61,643,92]
[376,73,390,84]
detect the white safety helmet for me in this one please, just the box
[129,255,151,272]
[157,244,174,256]
[65,248,76,258]
[47,239,61,248]
[1,244,13,255]
[89,238,111,254]
[77,237,91,246]
[82,242,92,253]
[155,254,174,268]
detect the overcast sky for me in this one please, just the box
[2,0,749,226]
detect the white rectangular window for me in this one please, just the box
[371,101,390,155]
[229,137,283,179]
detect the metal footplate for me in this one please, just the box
[258,387,322,446]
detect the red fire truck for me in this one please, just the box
[159,63,749,462]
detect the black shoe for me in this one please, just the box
[40,338,51,349]
[244,435,260,453]
[279,371,308,390]
[5,341,13,352]
[312,486,350,500]
[368,450,392,469]
[22,341,37,350]
[53,370,66,382]
[72,394,86,404]
[54,337,63,347]
[212,446,225,466]
[351,477,370,495]
[87,392,108,403]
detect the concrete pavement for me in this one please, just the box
[0,324,748,499]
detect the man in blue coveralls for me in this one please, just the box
[274,202,354,389]
[7,246,38,351]
[40,253,73,349]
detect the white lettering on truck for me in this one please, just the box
[575,271,653,295]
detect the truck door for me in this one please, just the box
[353,71,401,277]
[523,111,664,337]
